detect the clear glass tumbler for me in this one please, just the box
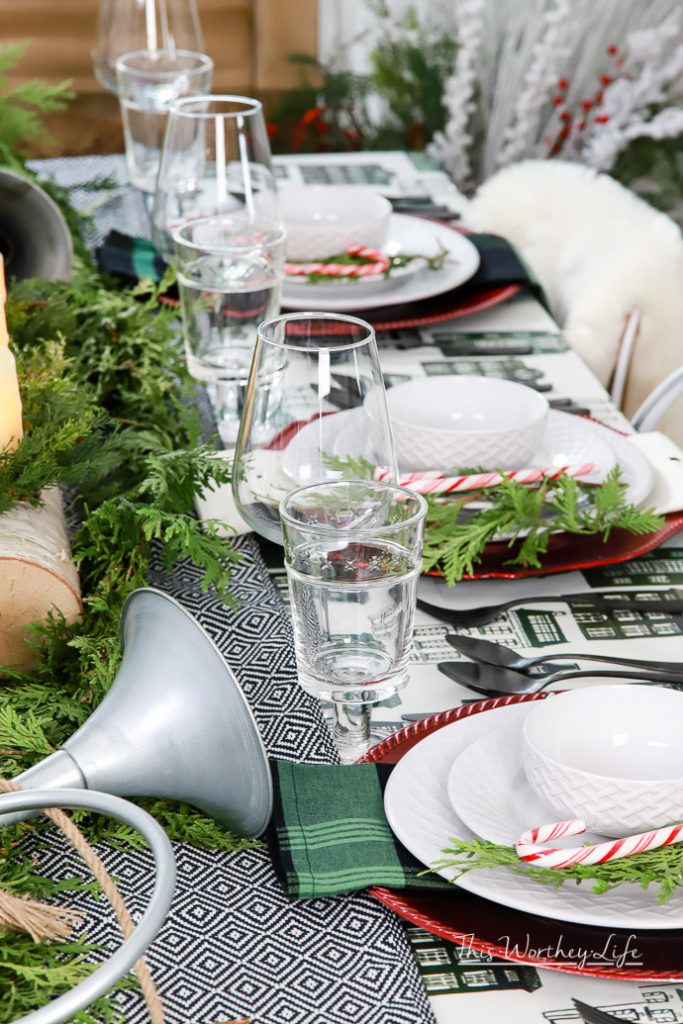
[94,0,204,94]
[173,214,287,443]
[153,95,279,259]
[115,49,213,192]
[281,480,427,762]
[232,313,398,544]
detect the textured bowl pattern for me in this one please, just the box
[523,742,683,838]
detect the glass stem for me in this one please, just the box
[331,702,372,764]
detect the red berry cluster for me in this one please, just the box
[547,44,624,155]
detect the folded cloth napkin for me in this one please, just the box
[267,759,452,898]
[96,229,167,282]
[96,226,544,302]
[465,231,544,298]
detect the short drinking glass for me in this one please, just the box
[173,215,287,443]
[115,49,213,192]
[281,480,427,762]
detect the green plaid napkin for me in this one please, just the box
[96,228,545,305]
[267,759,451,898]
[96,230,167,282]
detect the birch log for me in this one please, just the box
[0,488,81,670]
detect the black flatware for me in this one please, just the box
[572,997,625,1023]
[416,593,683,628]
[446,632,683,677]
[437,660,683,698]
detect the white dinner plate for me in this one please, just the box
[281,407,655,507]
[281,215,480,312]
[384,702,683,929]
[447,718,607,847]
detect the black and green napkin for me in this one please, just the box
[267,759,451,898]
[96,229,167,282]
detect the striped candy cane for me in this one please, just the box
[516,818,683,869]
[373,464,598,495]
[285,245,390,278]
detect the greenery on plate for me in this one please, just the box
[286,242,450,284]
[421,468,664,585]
[326,456,664,585]
[433,834,683,906]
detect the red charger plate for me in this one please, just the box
[427,510,683,581]
[361,695,683,981]
[332,283,522,332]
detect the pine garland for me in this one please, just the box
[0,266,248,1020]
[0,41,255,1016]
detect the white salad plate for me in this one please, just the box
[446,717,607,847]
[281,406,655,507]
[281,214,481,312]
[384,701,683,929]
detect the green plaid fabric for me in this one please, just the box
[96,230,167,282]
[267,760,451,898]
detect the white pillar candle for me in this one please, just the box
[0,254,9,348]
[0,347,23,451]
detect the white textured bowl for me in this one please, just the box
[279,185,391,261]
[523,686,683,838]
[374,375,549,471]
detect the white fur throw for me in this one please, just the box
[466,161,683,444]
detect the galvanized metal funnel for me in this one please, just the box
[6,589,273,837]
[0,168,73,282]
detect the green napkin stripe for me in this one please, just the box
[280,835,395,853]
[132,243,160,281]
[287,865,407,893]
[280,817,392,837]
[278,820,394,848]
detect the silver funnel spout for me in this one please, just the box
[3,589,273,838]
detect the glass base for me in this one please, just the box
[301,671,408,708]
[331,702,372,764]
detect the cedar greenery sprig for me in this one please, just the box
[323,454,664,585]
[0,41,73,153]
[433,834,683,906]
[422,468,664,585]
[288,243,450,284]
[0,274,247,1019]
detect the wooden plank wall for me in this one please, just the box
[0,0,318,156]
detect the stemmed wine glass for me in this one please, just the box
[231,313,398,545]
[152,95,280,259]
[94,0,204,94]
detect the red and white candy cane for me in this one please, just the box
[374,464,598,495]
[516,818,683,869]
[284,245,390,279]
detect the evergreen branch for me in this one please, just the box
[422,468,664,585]
[433,834,683,906]
[0,42,73,150]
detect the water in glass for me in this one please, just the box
[178,253,281,382]
[288,538,420,703]
[116,50,212,192]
